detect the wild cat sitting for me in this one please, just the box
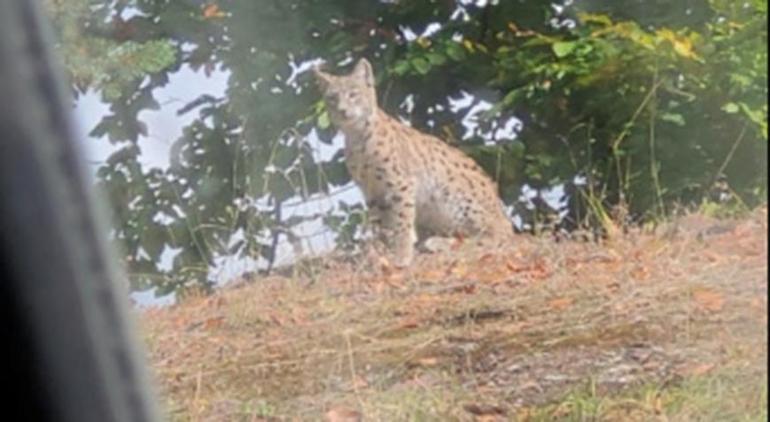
[313,58,513,266]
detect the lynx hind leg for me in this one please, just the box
[477,221,516,251]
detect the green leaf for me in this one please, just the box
[392,60,411,76]
[426,52,446,66]
[722,102,740,113]
[318,111,330,129]
[445,42,466,61]
[660,112,686,126]
[142,224,166,261]
[411,57,431,75]
[552,41,578,58]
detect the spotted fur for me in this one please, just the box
[313,58,512,266]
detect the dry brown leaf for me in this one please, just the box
[407,356,440,368]
[531,259,551,279]
[205,296,226,308]
[475,416,507,422]
[736,235,763,256]
[451,263,470,277]
[476,269,508,285]
[630,265,650,281]
[268,312,287,327]
[703,250,723,263]
[677,362,716,377]
[548,297,573,311]
[324,406,362,422]
[693,288,725,312]
[382,270,406,288]
[416,357,439,367]
[378,255,396,273]
[351,376,369,389]
[652,395,664,415]
[395,317,420,330]
[456,283,477,294]
[691,363,716,375]
[463,403,506,417]
[202,3,226,19]
[478,253,496,263]
[451,233,466,250]
[202,316,225,330]
[505,260,526,273]
[420,269,446,282]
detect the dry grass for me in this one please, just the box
[139,207,768,421]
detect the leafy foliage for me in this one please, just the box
[45,0,767,293]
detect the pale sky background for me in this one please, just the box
[73,65,364,306]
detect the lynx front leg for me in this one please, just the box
[380,186,417,267]
[360,197,386,258]
[365,197,384,237]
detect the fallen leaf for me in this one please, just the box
[463,403,506,417]
[478,253,495,263]
[324,406,361,422]
[505,260,526,273]
[395,317,420,330]
[408,356,439,368]
[418,357,439,366]
[630,265,650,281]
[548,297,573,311]
[530,259,551,280]
[381,270,406,288]
[205,296,226,308]
[420,269,446,282]
[378,255,396,273]
[202,3,226,19]
[451,233,466,250]
[351,376,368,389]
[693,288,724,312]
[290,307,310,325]
[455,283,477,294]
[677,362,715,377]
[451,263,469,277]
[653,395,664,415]
[475,416,506,422]
[202,316,225,330]
[691,363,715,376]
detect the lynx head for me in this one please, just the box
[313,58,377,130]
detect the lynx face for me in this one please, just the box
[313,59,378,131]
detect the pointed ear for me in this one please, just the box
[312,66,332,89]
[352,58,374,87]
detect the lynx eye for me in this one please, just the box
[325,93,340,107]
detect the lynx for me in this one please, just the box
[313,58,512,266]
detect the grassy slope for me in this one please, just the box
[140,208,768,421]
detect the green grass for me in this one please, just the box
[520,369,767,421]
